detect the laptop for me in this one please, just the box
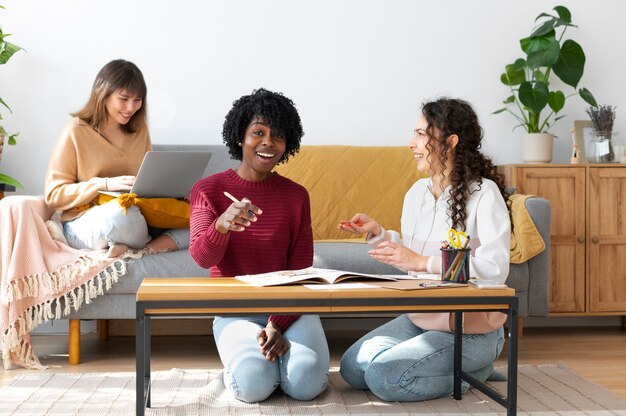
[100,151,212,198]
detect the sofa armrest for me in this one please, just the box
[313,241,402,275]
[521,196,551,317]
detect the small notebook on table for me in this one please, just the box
[468,279,508,289]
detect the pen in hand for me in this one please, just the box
[223,191,241,204]
[223,191,263,215]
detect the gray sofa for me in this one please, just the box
[66,144,551,363]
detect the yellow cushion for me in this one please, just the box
[274,146,427,240]
[509,193,546,263]
[98,193,190,229]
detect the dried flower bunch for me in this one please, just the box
[586,105,616,133]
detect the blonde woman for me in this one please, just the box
[45,59,183,256]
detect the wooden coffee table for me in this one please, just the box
[136,278,518,415]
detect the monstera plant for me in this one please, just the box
[0,4,23,188]
[494,5,597,134]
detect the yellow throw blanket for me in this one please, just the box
[509,194,546,264]
[0,196,130,369]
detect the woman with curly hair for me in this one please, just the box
[189,88,329,402]
[337,97,511,401]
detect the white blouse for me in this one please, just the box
[368,177,511,333]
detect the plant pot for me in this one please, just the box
[522,133,554,163]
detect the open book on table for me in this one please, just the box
[235,267,402,287]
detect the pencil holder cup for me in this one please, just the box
[440,248,471,283]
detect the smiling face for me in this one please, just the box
[105,88,143,126]
[408,115,437,175]
[237,116,286,182]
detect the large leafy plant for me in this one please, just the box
[495,5,597,134]
[0,4,23,188]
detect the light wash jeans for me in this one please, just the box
[63,201,190,250]
[339,314,505,402]
[212,314,330,403]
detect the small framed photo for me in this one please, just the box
[572,120,593,162]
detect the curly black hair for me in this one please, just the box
[222,88,304,164]
[422,98,511,231]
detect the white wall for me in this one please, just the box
[1,0,625,194]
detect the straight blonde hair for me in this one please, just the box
[72,59,148,133]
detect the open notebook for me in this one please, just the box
[100,150,212,198]
[235,267,470,289]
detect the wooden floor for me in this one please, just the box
[1,326,625,399]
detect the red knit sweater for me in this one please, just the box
[189,169,313,331]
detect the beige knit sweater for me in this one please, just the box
[44,117,151,222]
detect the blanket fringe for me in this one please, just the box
[6,255,105,303]
[2,257,129,370]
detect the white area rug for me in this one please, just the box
[1,364,625,415]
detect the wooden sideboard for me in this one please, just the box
[499,164,626,317]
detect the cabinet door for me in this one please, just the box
[589,167,626,312]
[516,167,586,313]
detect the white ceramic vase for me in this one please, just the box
[522,132,554,163]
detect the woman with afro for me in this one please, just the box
[338,97,511,401]
[189,88,329,403]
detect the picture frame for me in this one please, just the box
[572,120,593,162]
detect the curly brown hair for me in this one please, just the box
[422,98,510,230]
[222,88,304,164]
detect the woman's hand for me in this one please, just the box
[256,322,289,362]
[216,198,262,234]
[105,175,135,191]
[368,240,428,272]
[337,213,381,236]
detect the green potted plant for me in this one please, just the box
[494,5,597,163]
[0,4,23,189]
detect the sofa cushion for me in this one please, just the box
[275,146,427,240]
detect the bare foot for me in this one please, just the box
[145,235,179,253]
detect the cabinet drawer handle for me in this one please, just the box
[592,236,599,244]
[577,236,584,244]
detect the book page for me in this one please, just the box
[235,267,399,287]
[235,268,322,286]
[303,282,377,290]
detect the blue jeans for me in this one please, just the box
[212,315,329,403]
[340,314,505,402]
[63,203,151,250]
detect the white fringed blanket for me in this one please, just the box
[0,196,128,369]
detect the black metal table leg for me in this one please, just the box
[136,306,145,416]
[145,315,151,408]
[453,311,463,400]
[507,298,519,416]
